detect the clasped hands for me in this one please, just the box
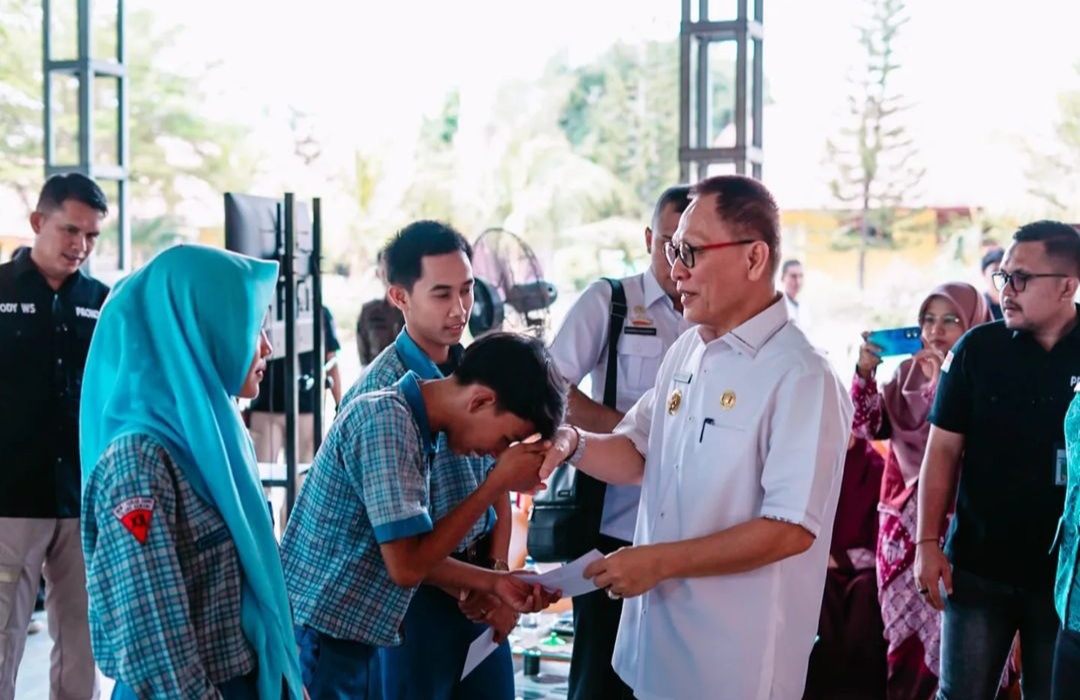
[458,573,561,643]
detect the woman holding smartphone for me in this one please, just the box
[852,282,990,700]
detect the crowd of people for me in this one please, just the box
[2,171,1080,700]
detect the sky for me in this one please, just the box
[3,0,1076,241]
[141,0,1080,214]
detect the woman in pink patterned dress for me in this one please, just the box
[852,282,990,700]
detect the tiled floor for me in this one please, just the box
[16,612,569,700]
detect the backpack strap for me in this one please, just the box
[602,278,627,409]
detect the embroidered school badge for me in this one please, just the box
[113,497,156,544]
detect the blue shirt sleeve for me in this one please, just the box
[344,397,433,543]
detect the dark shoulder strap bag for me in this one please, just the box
[527,278,626,562]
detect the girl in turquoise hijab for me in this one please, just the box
[80,244,304,699]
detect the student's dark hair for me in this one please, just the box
[384,220,472,291]
[651,185,692,230]
[781,259,802,276]
[454,332,567,439]
[1013,220,1080,277]
[690,175,781,275]
[36,174,108,215]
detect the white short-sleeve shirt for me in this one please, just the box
[548,269,691,541]
[612,296,853,700]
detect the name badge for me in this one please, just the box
[672,371,692,384]
[624,326,657,336]
[1055,443,1069,487]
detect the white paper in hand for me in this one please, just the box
[460,549,606,680]
[461,627,499,680]
[516,549,604,598]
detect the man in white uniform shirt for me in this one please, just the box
[548,185,692,700]
[541,175,853,700]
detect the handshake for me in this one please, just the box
[485,426,579,494]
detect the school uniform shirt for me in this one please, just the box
[342,330,494,553]
[82,434,256,697]
[1057,390,1080,633]
[611,296,853,700]
[281,373,436,646]
[548,270,690,542]
[0,248,108,517]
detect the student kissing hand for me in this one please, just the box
[539,425,578,480]
[490,441,550,494]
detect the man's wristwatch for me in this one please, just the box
[568,425,586,465]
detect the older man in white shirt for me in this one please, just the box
[548,185,693,700]
[541,174,853,700]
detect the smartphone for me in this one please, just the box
[866,326,923,357]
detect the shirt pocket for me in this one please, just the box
[617,334,664,393]
[186,522,244,600]
[692,416,752,486]
[0,314,35,369]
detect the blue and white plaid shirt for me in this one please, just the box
[342,330,495,550]
[282,372,437,645]
[82,434,256,699]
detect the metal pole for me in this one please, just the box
[679,0,692,183]
[311,197,325,455]
[42,0,53,172]
[77,0,92,171]
[117,0,130,268]
[283,193,299,516]
[734,0,748,175]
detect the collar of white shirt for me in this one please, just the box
[642,267,673,311]
[711,294,793,358]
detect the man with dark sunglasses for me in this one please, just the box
[916,220,1080,700]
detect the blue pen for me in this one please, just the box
[699,417,715,443]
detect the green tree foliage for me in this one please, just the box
[826,0,925,289]
[0,0,259,247]
[1026,62,1080,219]
[401,89,461,223]
[0,0,45,210]
[396,41,685,288]
[557,40,681,217]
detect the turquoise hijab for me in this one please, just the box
[80,244,303,699]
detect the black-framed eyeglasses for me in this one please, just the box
[991,269,1069,293]
[663,239,758,269]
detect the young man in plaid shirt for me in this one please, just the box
[282,332,567,698]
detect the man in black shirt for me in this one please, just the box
[915,220,1080,700]
[0,174,109,700]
